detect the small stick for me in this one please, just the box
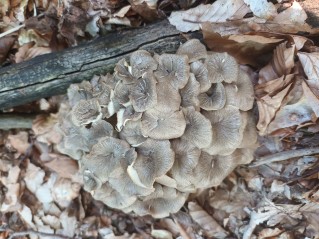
[0,114,36,130]
[0,24,25,38]
[250,147,319,167]
[8,230,73,239]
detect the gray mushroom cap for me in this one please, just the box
[127,139,174,189]
[181,107,212,149]
[176,39,207,63]
[224,70,255,111]
[155,80,181,112]
[202,105,243,155]
[154,54,190,90]
[199,83,226,111]
[119,120,147,147]
[71,99,102,126]
[82,136,137,182]
[130,72,158,112]
[116,105,142,131]
[122,184,188,218]
[190,61,211,93]
[206,52,239,83]
[93,182,137,209]
[130,50,158,78]
[180,73,200,109]
[67,81,93,107]
[141,108,186,140]
[169,139,201,191]
[114,58,134,83]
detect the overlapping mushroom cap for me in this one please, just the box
[56,39,257,218]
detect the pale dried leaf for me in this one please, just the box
[243,0,277,19]
[298,52,319,81]
[168,0,250,32]
[257,83,293,135]
[273,1,307,25]
[188,202,228,238]
[258,228,283,239]
[301,81,319,117]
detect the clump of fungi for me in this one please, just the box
[57,39,257,218]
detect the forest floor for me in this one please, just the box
[0,0,319,238]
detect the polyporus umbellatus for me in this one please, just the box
[56,39,257,218]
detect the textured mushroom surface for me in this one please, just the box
[56,40,257,218]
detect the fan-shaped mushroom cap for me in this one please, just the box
[130,73,157,112]
[86,120,114,148]
[154,54,190,90]
[141,108,186,139]
[169,139,200,191]
[119,120,147,147]
[130,50,158,78]
[116,105,142,131]
[176,39,207,63]
[202,105,242,155]
[198,83,226,111]
[206,52,239,83]
[114,58,134,83]
[93,182,137,209]
[82,136,136,182]
[190,61,211,93]
[71,99,102,126]
[91,74,117,106]
[82,169,102,192]
[181,107,212,149]
[180,73,200,109]
[67,81,93,107]
[225,70,254,111]
[113,81,132,105]
[123,184,188,218]
[108,166,155,197]
[127,139,174,188]
[191,151,238,188]
[155,81,181,112]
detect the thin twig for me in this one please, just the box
[0,114,36,130]
[0,24,25,38]
[8,230,73,239]
[250,147,319,167]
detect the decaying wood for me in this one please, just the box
[0,114,36,129]
[0,20,200,110]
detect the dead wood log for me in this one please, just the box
[0,20,201,110]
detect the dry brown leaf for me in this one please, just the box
[258,227,283,239]
[259,42,296,83]
[298,52,319,81]
[267,96,313,134]
[301,80,319,117]
[151,228,173,239]
[32,114,61,145]
[188,201,228,238]
[202,26,289,67]
[7,131,30,154]
[168,0,250,32]
[257,82,293,135]
[273,1,307,25]
[44,154,79,179]
[0,35,16,64]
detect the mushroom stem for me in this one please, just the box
[250,147,319,167]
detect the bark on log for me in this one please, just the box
[0,20,201,110]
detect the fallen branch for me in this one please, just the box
[250,147,319,167]
[0,114,36,130]
[0,20,200,110]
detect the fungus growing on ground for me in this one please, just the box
[56,39,257,218]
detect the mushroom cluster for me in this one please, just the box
[57,39,257,218]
